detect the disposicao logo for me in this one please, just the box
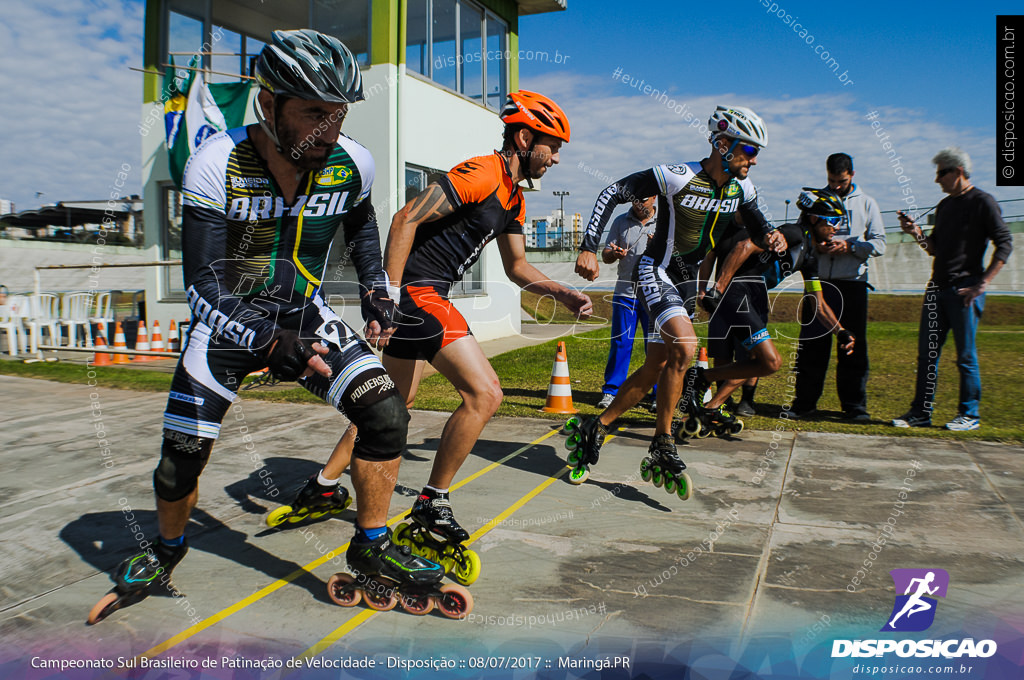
[831,568,997,659]
[882,568,949,632]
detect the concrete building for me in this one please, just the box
[139,0,566,339]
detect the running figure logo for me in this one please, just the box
[881,568,950,632]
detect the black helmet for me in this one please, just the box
[255,29,364,103]
[796,187,845,222]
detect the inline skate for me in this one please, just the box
[87,539,188,624]
[266,475,352,527]
[563,415,608,485]
[327,528,472,618]
[676,367,744,440]
[640,434,694,500]
[393,492,481,586]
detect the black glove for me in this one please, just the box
[701,288,723,315]
[837,329,854,346]
[360,287,397,332]
[266,329,319,381]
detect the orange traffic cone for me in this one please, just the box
[92,334,111,367]
[696,346,713,404]
[149,320,166,354]
[111,322,130,364]
[540,341,578,414]
[167,319,180,352]
[133,321,153,361]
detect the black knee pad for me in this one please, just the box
[350,394,409,462]
[154,430,214,502]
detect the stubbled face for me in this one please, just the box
[526,132,562,178]
[631,196,656,220]
[266,93,349,170]
[827,171,854,197]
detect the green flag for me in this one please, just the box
[164,59,253,189]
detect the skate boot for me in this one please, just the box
[393,491,482,586]
[266,475,352,527]
[327,528,473,618]
[698,404,744,438]
[676,366,712,440]
[563,415,609,485]
[88,538,189,624]
[640,434,694,500]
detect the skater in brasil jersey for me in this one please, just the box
[309,91,592,584]
[570,106,786,479]
[89,30,460,624]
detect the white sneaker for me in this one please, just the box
[597,393,614,409]
[945,415,980,431]
[892,412,931,428]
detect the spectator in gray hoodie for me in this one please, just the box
[790,153,886,420]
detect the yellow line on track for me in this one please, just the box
[136,427,563,661]
[296,430,619,661]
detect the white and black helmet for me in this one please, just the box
[708,105,768,148]
[255,29,364,103]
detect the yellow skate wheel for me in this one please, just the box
[309,510,329,519]
[676,472,694,500]
[393,522,414,548]
[437,583,474,618]
[266,506,293,528]
[326,573,361,607]
[452,549,482,586]
[568,466,590,485]
[683,418,701,436]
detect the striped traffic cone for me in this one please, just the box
[540,341,578,414]
[92,334,111,367]
[167,319,180,353]
[696,346,712,405]
[149,320,166,355]
[111,322,130,364]
[133,321,153,361]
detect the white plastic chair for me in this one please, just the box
[60,292,95,347]
[24,293,61,352]
[0,295,26,356]
[89,291,113,342]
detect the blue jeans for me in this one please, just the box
[602,294,652,396]
[911,283,985,418]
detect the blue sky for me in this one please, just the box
[0,0,1021,228]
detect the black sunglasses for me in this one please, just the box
[936,167,958,178]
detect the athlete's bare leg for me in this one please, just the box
[597,343,666,427]
[350,457,401,529]
[703,340,782,408]
[654,315,699,435]
[157,492,197,539]
[322,424,356,480]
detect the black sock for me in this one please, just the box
[742,384,757,402]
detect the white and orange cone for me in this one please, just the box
[92,334,111,367]
[167,319,180,353]
[133,321,152,362]
[697,346,712,405]
[540,341,578,414]
[149,320,166,355]
[111,322,130,365]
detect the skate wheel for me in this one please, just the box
[362,583,398,611]
[437,583,474,618]
[562,416,581,435]
[393,522,414,548]
[327,573,362,607]
[639,458,653,483]
[676,472,694,501]
[730,421,744,435]
[683,418,701,436]
[87,592,122,625]
[452,549,482,586]
[329,506,346,515]
[309,510,329,519]
[564,433,581,450]
[695,424,712,439]
[568,466,590,485]
[266,506,293,528]
[715,426,728,438]
[287,511,309,523]
[399,592,434,616]
[664,475,678,494]
[652,469,665,488]
[567,448,583,466]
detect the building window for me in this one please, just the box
[407,0,509,110]
[312,0,371,66]
[405,164,483,295]
[161,185,186,299]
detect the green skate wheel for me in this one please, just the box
[567,448,585,467]
[676,472,694,501]
[564,432,581,450]
[652,468,664,488]
[664,475,678,494]
[266,505,293,528]
[639,458,653,482]
[568,466,590,485]
[562,416,581,435]
[452,549,482,586]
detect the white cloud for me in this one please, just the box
[521,71,1023,229]
[0,0,144,210]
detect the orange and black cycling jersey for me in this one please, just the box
[402,152,526,286]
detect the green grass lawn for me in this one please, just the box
[2,295,1022,443]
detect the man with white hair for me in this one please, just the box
[894,147,1013,431]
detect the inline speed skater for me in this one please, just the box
[571,105,786,499]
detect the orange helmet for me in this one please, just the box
[500,90,571,143]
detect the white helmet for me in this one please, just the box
[708,105,768,148]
